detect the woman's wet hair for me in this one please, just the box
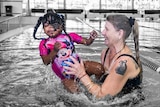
[107,15,143,81]
[106,15,132,39]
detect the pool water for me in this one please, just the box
[0,20,160,107]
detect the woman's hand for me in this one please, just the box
[63,56,86,78]
[90,30,98,39]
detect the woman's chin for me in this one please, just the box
[104,40,109,45]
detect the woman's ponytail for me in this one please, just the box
[132,20,143,82]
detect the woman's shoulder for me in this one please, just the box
[115,53,141,80]
[115,46,136,64]
[115,53,136,66]
[114,53,140,77]
[116,53,137,65]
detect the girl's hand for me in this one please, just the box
[63,56,86,78]
[90,30,98,39]
[54,42,61,52]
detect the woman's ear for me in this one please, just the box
[118,29,124,39]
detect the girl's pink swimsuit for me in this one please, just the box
[39,33,82,80]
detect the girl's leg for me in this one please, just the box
[62,61,105,93]
[83,61,105,80]
[62,78,80,93]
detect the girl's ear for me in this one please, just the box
[59,25,63,30]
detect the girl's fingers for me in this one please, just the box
[90,30,98,39]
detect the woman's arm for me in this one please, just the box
[80,69,127,98]
[80,59,129,98]
[64,56,133,98]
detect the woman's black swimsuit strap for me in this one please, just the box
[103,49,138,65]
[117,54,138,65]
[103,48,109,65]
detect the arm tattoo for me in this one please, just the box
[115,60,127,75]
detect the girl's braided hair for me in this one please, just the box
[33,9,68,40]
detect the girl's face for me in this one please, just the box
[43,23,62,38]
[102,21,120,46]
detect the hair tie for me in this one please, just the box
[58,14,64,20]
[129,17,135,27]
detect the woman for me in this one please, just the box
[64,14,143,98]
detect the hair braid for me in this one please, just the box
[60,14,76,52]
[33,16,43,40]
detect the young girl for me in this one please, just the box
[33,10,105,93]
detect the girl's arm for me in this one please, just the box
[41,42,61,65]
[41,49,58,65]
[80,30,98,46]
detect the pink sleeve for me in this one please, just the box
[39,40,48,56]
[69,33,82,44]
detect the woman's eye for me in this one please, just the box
[105,27,108,31]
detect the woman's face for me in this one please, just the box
[43,23,62,38]
[102,21,119,46]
